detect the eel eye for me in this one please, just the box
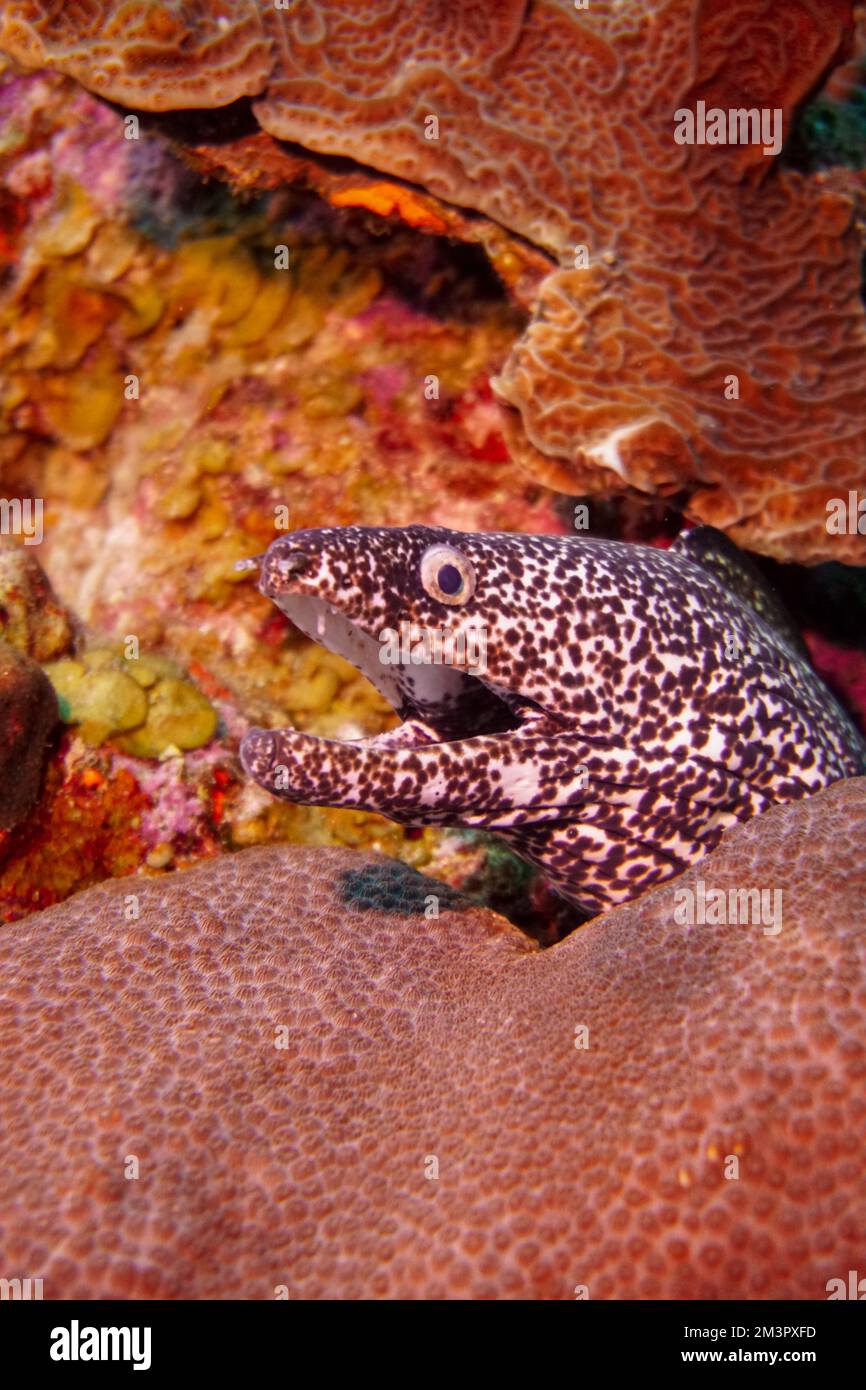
[420,544,476,606]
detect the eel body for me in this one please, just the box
[240,525,866,914]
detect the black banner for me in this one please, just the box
[2,1298,861,1376]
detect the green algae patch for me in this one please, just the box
[44,647,218,757]
[118,678,218,758]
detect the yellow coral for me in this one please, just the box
[34,181,99,259]
[118,677,218,757]
[44,660,148,745]
[223,273,290,347]
[44,647,218,758]
[40,353,124,450]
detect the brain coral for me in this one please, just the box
[2,0,865,561]
[1,776,864,1298]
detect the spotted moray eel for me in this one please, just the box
[240,525,866,915]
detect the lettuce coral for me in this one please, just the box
[2,1,865,560]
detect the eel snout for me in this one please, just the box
[261,545,313,593]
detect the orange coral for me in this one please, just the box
[2,0,864,562]
[0,756,150,917]
[328,183,450,235]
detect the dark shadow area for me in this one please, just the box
[757,556,866,647]
[339,861,471,915]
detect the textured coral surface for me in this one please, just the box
[0,0,271,108]
[256,0,866,562]
[2,1,865,560]
[1,777,863,1299]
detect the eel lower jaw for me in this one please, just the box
[239,675,547,803]
[353,717,444,750]
[351,697,541,751]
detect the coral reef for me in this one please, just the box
[0,21,862,919]
[0,777,863,1298]
[0,58,569,918]
[0,756,152,920]
[0,1,863,1319]
[2,2,866,560]
[0,541,228,918]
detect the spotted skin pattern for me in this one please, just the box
[240,525,866,915]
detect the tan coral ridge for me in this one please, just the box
[2,0,866,561]
[0,775,864,1298]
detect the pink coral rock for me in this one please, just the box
[1,776,864,1298]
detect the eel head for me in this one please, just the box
[240,524,562,771]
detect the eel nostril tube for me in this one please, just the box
[271,548,312,583]
[236,548,311,589]
[234,555,264,574]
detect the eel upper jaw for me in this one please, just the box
[267,590,547,750]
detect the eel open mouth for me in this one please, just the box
[272,590,526,750]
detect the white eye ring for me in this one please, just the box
[420,544,476,606]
